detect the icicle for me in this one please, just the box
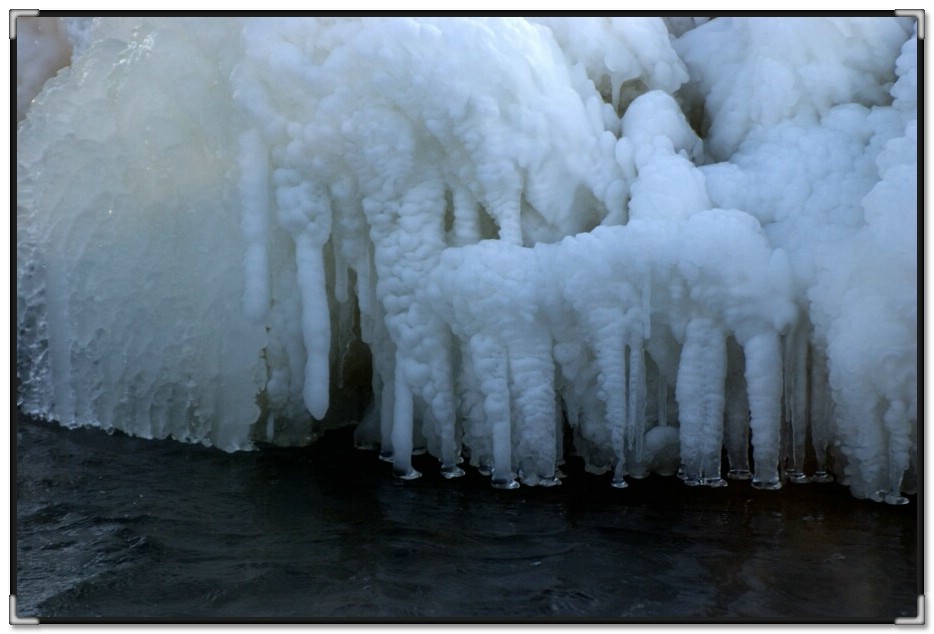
[293,231,331,420]
[452,187,481,246]
[724,338,751,480]
[237,128,271,324]
[439,438,465,478]
[412,401,429,455]
[437,341,465,479]
[781,323,810,483]
[627,337,646,465]
[491,367,518,488]
[365,312,397,462]
[675,317,727,487]
[378,373,394,462]
[588,316,628,488]
[562,388,580,429]
[808,347,834,483]
[333,242,349,304]
[458,340,494,475]
[274,172,334,422]
[743,331,783,490]
[510,335,559,486]
[641,276,652,341]
[882,400,910,505]
[391,355,420,480]
[554,389,566,476]
[657,371,668,426]
[495,195,523,245]
[843,392,886,500]
[471,335,517,489]
[335,291,355,390]
[356,243,375,318]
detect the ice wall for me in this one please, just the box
[16,16,918,502]
[16,17,72,121]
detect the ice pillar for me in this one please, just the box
[744,331,783,490]
[676,317,727,487]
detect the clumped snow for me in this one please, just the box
[16,16,918,502]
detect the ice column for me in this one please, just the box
[808,348,835,483]
[676,317,727,487]
[743,332,783,490]
[724,338,752,480]
[782,322,810,483]
[274,173,333,420]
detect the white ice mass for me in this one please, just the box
[16,16,918,502]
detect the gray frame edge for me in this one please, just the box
[895,595,925,625]
[9,596,39,625]
[9,9,39,39]
[895,9,925,39]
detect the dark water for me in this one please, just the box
[15,413,919,622]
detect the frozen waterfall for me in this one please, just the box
[16,16,918,503]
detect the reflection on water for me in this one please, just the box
[15,414,918,621]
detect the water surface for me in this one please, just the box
[15,414,919,621]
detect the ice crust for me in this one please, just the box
[17,17,918,501]
[16,17,72,122]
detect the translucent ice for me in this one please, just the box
[16,17,72,121]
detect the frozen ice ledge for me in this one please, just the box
[16,17,917,503]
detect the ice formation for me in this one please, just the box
[16,16,918,502]
[15,17,71,121]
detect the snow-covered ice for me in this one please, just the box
[16,16,918,502]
